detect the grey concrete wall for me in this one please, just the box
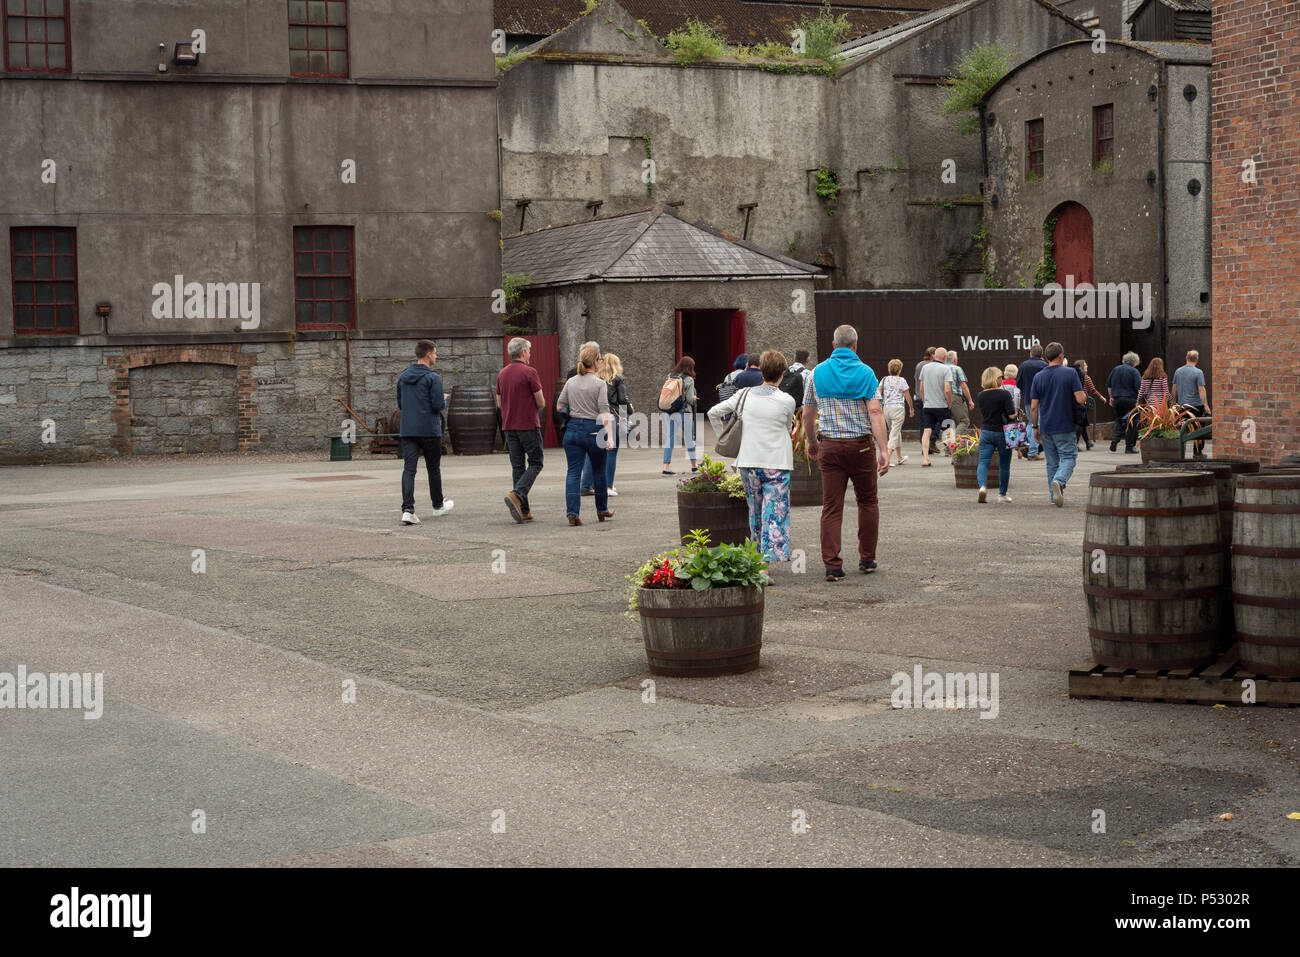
[532,279,817,415]
[62,0,492,81]
[0,336,499,463]
[500,0,1085,290]
[0,81,500,339]
[1163,62,1212,327]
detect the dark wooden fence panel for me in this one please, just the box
[815,290,1124,429]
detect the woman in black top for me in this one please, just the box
[976,366,1016,504]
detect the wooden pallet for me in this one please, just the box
[1068,646,1300,706]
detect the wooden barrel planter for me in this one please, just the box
[1139,435,1183,464]
[1206,458,1260,474]
[1231,473,1300,677]
[952,456,979,489]
[1083,471,1223,670]
[447,384,498,455]
[677,490,751,546]
[637,585,764,676]
[789,461,823,507]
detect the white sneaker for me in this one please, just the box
[607,487,619,496]
[401,511,420,525]
[1051,480,1064,507]
[431,500,454,517]
[978,486,987,503]
[998,494,1013,503]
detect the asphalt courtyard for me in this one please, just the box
[1,436,1297,867]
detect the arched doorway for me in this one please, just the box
[1051,202,1094,286]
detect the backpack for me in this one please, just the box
[658,374,685,413]
[717,370,739,403]
[778,367,805,407]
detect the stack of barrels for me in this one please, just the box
[1085,460,1300,676]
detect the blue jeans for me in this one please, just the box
[582,420,619,489]
[977,429,1011,495]
[564,418,608,516]
[662,411,697,467]
[1041,431,1078,501]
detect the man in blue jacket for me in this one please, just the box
[397,340,453,525]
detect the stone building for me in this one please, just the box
[980,38,1212,379]
[1052,0,1132,38]
[1129,0,1211,43]
[1211,0,1298,464]
[504,205,823,414]
[499,0,1085,293]
[0,0,500,462]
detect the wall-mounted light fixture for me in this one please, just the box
[173,41,200,66]
[96,301,111,335]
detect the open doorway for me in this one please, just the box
[676,309,746,414]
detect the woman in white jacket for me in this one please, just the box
[708,349,797,565]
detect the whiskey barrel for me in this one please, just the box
[953,457,979,489]
[1084,471,1223,669]
[1231,473,1300,677]
[1206,458,1260,474]
[638,585,764,676]
[1117,461,1236,651]
[447,384,498,455]
[677,490,751,547]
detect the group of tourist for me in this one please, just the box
[390,334,1213,576]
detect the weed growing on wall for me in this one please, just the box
[665,19,728,64]
[501,273,534,334]
[800,2,852,64]
[495,47,529,71]
[1033,215,1059,288]
[814,164,841,216]
[941,40,1014,136]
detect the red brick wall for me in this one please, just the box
[1212,0,1300,464]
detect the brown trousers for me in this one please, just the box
[819,436,880,570]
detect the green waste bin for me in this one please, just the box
[329,436,353,461]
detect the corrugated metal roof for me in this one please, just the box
[495,0,955,46]
[504,206,823,286]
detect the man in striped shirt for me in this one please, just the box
[802,324,890,582]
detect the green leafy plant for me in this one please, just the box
[1126,397,1198,440]
[814,163,841,216]
[665,18,728,64]
[948,432,981,459]
[626,530,768,615]
[786,238,798,255]
[495,47,530,71]
[798,2,852,65]
[1025,168,1041,184]
[677,453,746,499]
[1093,155,1114,175]
[501,272,533,334]
[940,40,1014,136]
[972,214,1005,288]
[753,40,794,59]
[1033,215,1058,288]
[581,0,598,14]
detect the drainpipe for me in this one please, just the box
[978,102,989,179]
[1156,62,1169,361]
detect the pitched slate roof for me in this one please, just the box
[1128,0,1211,19]
[495,0,956,46]
[504,206,824,287]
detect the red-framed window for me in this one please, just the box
[11,227,78,335]
[4,0,71,73]
[1026,118,1044,181]
[1094,104,1115,166]
[294,226,355,329]
[288,0,349,78]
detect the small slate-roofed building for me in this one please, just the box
[505,205,824,413]
[1129,0,1211,44]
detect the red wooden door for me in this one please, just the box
[1053,203,1095,286]
[501,334,561,447]
[728,311,747,361]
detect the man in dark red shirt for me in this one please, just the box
[497,337,547,523]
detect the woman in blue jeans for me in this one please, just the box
[580,352,630,496]
[556,344,614,526]
[975,366,1016,504]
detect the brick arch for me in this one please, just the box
[106,344,258,454]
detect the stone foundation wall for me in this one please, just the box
[0,335,499,463]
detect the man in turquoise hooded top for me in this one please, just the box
[801,325,890,582]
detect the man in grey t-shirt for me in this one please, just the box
[918,347,955,466]
[1172,350,1211,456]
